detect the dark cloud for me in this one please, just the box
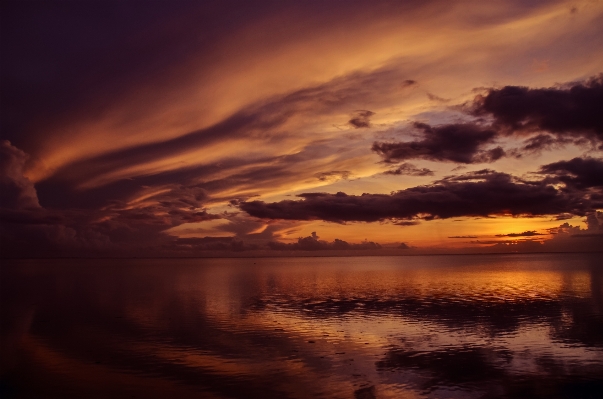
[511,134,578,156]
[348,110,375,128]
[536,220,603,252]
[472,74,603,142]
[0,153,222,257]
[472,240,545,251]
[241,170,591,223]
[538,157,603,190]
[392,220,420,226]
[547,222,582,235]
[383,75,603,164]
[383,163,434,176]
[167,236,258,252]
[0,141,40,209]
[315,170,352,182]
[372,122,504,164]
[495,231,545,237]
[585,211,603,231]
[553,213,574,221]
[267,232,381,251]
[426,92,450,102]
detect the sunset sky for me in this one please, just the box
[1,0,602,257]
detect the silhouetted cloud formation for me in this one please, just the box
[538,157,603,189]
[513,134,574,156]
[0,151,224,257]
[473,74,603,143]
[0,141,40,209]
[167,236,258,252]
[400,79,417,88]
[268,232,381,251]
[241,170,592,223]
[315,171,352,182]
[495,231,545,237]
[373,75,603,167]
[349,110,375,128]
[372,123,504,164]
[383,163,434,176]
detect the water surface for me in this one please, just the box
[1,254,602,398]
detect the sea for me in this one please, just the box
[1,253,602,398]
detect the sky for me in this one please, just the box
[1,0,602,257]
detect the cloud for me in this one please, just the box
[153,184,209,209]
[166,236,258,252]
[472,74,603,143]
[495,231,545,237]
[377,75,603,165]
[348,110,375,128]
[372,122,504,164]
[538,157,603,190]
[400,79,417,88]
[426,92,450,102]
[267,232,381,251]
[240,170,592,223]
[0,144,224,257]
[585,211,603,231]
[315,170,352,182]
[392,220,421,226]
[37,65,415,192]
[0,141,40,209]
[512,134,576,156]
[537,218,603,251]
[383,163,434,176]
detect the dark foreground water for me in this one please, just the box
[1,254,602,399]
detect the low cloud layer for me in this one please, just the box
[495,231,545,237]
[268,232,381,251]
[241,168,597,223]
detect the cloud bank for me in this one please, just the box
[240,168,599,223]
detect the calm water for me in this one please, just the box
[1,254,602,398]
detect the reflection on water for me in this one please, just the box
[1,254,602,398]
